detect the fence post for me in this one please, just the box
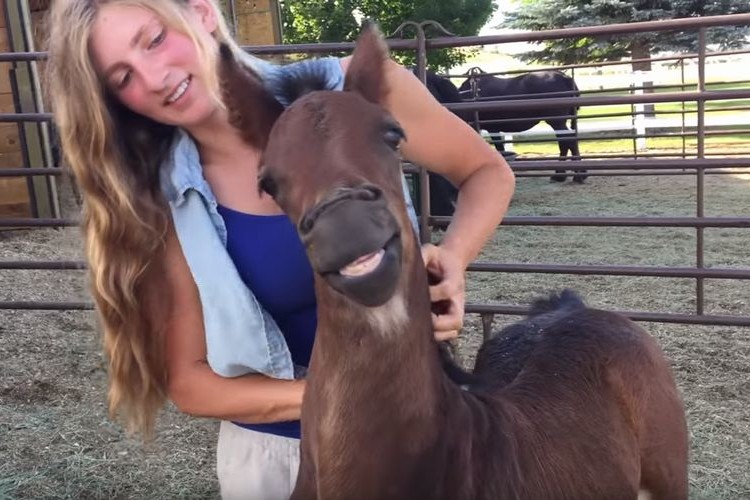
[680,58,687,158]
[695,28,707,315]
[481,313,495,341]
[633,70,648,151]
[4,0,59,219]
[389,22,430,244]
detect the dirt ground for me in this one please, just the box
[1,172,748,499]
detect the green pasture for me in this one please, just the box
[579,81,750,121]
[510,132,750,156]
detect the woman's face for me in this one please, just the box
[89,2,220,128]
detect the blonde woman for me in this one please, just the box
[46,0,515,497]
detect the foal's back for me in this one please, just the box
[468,291,688,499]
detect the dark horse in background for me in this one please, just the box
[458,68,587,184]
[414,68,588,223]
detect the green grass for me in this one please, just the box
[511,133,750,156]
[577,81,750,120]
[581,80,750,96]
[581,103,750,120]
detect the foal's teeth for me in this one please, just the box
[340,249,385,277]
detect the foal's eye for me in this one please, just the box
[258,173,279,198]
[383,125,405,151]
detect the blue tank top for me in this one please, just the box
[217,204,317,439]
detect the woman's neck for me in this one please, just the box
[186,108,260,166]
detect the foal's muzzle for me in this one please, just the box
[300,185,402,307]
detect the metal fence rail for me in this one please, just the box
[1,14,749,331]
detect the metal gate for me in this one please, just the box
[1,13,749,332]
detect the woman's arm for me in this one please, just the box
[380,60,515,267]
[163,227,304,423]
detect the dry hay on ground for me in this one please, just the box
[1,172,748,498]
[0,180,221,499]
[454,172,750,499]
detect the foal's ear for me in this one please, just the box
[343,22,390,105]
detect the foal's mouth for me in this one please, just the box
[339,240,391,278]
[321,233,402,307]
[300,187,403,307]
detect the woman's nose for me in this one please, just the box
[141,67,169,93]
[136,56,169,93]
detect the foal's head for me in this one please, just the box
[221,26,418,309]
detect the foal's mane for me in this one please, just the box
[275,63,335,105]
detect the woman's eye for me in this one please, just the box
[116,71,132,89]
[148,29,166,49]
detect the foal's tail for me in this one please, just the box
[528,289,586,318]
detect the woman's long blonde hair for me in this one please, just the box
[46,0,251,436]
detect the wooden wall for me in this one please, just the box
[0,0,50,218]
[234,0,282,46]
[0,1,30,218]
[0,0,54,217]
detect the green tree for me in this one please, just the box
[502,0,750,70]
[279,0,496,71]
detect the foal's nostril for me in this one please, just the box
[299,185,385,236]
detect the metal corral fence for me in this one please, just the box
[1,14,749,332]
[448,48,750,161]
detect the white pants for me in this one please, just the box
[216,421,301,500]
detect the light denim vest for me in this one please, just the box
[160,55,419,380]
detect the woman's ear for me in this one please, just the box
[188,0,219,34]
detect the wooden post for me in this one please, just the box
[0,0,57,219]
[233,0,282,46]
[0,0,31,217]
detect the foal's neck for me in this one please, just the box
[301,246,472,498]
[311,255,448,425]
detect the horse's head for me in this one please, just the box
[221,25,417,309]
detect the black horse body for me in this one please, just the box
[458,69,587,183]
[458,70,579,133]
[409,69,588,222]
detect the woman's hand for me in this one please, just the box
[421,243,466,341]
